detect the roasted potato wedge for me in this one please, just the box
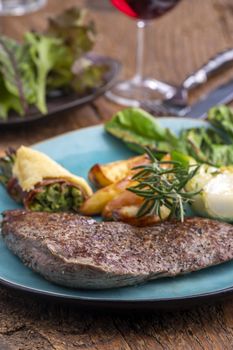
[102,190,170,226]
[88,154,150,188]
[82,152,172,217]
[102,190,143,219]
[80,177,137,216]
[111,206,164,226]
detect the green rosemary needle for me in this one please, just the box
[127,148,200,222]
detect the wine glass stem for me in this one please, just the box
[0,13,3,33]
[134,20,146,84]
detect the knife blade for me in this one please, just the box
[180,78,233,118]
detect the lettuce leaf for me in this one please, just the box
[0,76,24,119]
[0,36,37,116]
[71,59,108,93]
[25,32,68,114]
[47,7,95,59]
[47,7,104,94]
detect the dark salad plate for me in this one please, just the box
[0,54,120,127]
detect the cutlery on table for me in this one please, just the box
[145,77,233,119]
[141,48,233,116]
[180,77,233,118]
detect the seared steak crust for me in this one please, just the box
[2,210,233,289]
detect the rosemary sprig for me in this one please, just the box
[127,148,200,222]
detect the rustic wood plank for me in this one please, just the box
[1,287,233,350]
[1,0,233,349]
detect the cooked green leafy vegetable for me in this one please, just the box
[105,108,167,146]
[105,106,233,167]
[0,7,106,119]
[105,107,186,154]
[208,105,233,141]
[179,127,233,166]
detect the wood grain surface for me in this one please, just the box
[1,0,233,349]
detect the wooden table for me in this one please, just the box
[1,0,233,348]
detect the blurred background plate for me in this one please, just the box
[0,54,121,127]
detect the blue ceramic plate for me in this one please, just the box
[1,118,233,310]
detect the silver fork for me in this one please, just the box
[141,48,233,116]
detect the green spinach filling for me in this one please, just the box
[28,183,84,212]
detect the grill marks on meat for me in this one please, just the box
[2,210,233,289]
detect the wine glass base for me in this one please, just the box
[105,77,175,107]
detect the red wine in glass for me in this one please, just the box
[106,0,182,106]
[111,0,180,20]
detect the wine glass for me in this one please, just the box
[106,0,182,107]
[0,0,47,15]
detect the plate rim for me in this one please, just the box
[1,275,233,307]
[32,117,208,147]
[1,118,231,309]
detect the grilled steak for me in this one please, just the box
[2,210,233,289]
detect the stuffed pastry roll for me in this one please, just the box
[0,146,92,212]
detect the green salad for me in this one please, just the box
[0,7,107,120]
